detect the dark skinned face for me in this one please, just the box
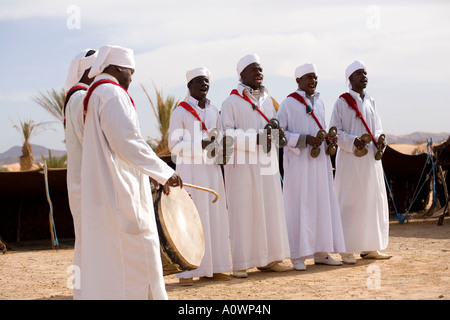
[188,76,210,105]
[80,68,95,86]
[349,69,368,94]
[240,62,263,90]
[104,65,135,90]
[296,72,318,96]
[116,67,134,90]
[79,50,97,86]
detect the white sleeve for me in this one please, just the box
[277,100,301,155]
[100,92,174,185]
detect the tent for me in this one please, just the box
[0,167,74,249]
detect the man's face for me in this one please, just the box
[188,76,210,101]
[297,73,318,96]
[117,67,135,90]
[240,63,263,90]
[349,69,368,92]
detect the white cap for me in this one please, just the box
[64,49,97,93]
[295,63,317,79]
[186,67,211,83]
[236,53,261,77]
[88,45,135,78]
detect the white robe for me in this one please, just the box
[63,83,87,300]
[80,74,174,300]
[220,83,290,271]
[329,89,389,253]
[278,90,346,259]
[168,95,232,278]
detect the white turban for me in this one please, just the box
[345,60,366,89]
[88,45,135,79]
[237,53,261,77]
[186,67,211,83]
[64,49,98,93]
[295,63,317,79]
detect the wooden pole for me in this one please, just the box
[43,161,58,249]
[437,165,449,225]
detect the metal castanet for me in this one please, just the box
[269,118,288,149]
[354,133,372,157]
[216,135,234,165]
[375,134,387,160]
[263,120,275,153]
[263,118,287,153]
[326,126,338,156]
[205,128,235,164]
[205,128,220,159]
[311,129,327,158]
[276,129,288,148]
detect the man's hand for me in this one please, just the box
[306,135,323,148]
[326,135,338,146]
[163,172,183,195]
[354,136,367,150]
[257,131,272,153]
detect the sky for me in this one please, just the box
[1,0,449,154]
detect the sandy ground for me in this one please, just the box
[0,216,449,301]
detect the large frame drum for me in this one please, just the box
[153,185,205,276]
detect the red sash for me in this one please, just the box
[339,93,376,144]
[178,101,209,134]
[63,85,88,128]
[83,79,135,123]
[287,92,323,130]
[230,89,270,123]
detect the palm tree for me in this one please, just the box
[38,150,67,169]
[141,82,180,156]
[32,88,66,124]
[12,119,53,171]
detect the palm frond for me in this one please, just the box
[39,150,67,168]
[32,88,66,123]
[141,82,180,156]
[11,118,54,143]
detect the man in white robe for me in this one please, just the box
[330,60,391,264]
[278,63,345,270]
[168,67,232,285]
[80,45,183,299]
[220,54,291,278]
[62,48,97,300]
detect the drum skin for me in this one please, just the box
[153,186,205,276]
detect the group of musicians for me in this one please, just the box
[63,45,391,300]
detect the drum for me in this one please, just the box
[152,185,205,276]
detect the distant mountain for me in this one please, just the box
[386,132,449,145]
[0,144,66,165]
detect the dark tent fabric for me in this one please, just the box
[0,168,74,243]
[0,157,177,245]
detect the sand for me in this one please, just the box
[0,217,448,301]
